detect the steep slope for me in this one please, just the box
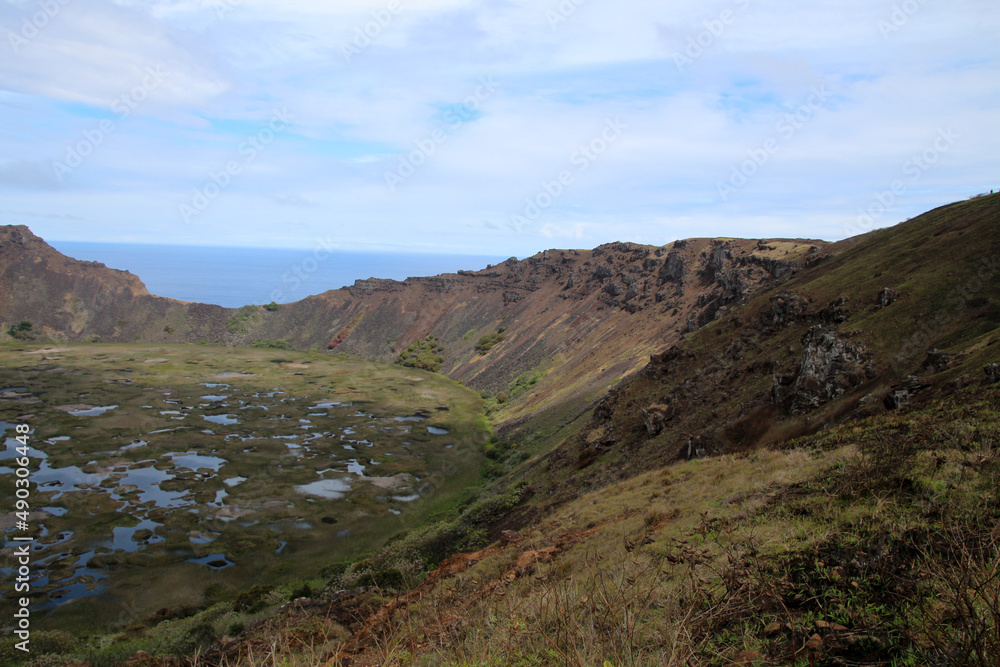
[527,193,1000,505]
[4,195,998,666]
[260,237,822,442]
[0,226,229,343]
[0,225,825,446]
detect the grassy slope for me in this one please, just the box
[528,194,1000,501]
[3,195,999,665]
[201,194,1000,667]
[299,383,1000,667]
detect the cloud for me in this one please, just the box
[0,0,997,254]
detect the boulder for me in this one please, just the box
[876,287,899,309]
[986,363,1000,384]
[884,376,929,410]
[922,349,953,373]
[641,403,675,435]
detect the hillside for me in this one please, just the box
[0,225,827,448]
[186,194,998,667]
[1,193,999,666]
[0,226,230,343]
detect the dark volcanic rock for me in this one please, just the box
[772,326,875,414]
[767,292,811,328]
[820,297,851,324]
[658,251,686,284]
[884,376,930,410]
[876,287,899,309]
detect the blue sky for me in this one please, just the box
[1,0,997,257]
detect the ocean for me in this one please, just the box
[50,242,509,309]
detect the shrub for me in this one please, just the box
[7,321,33,340]
[251,339,292,349]
[289,582,312,600]
[475,330,505,354]
[233,584,274,613]
[395,337,445,372]
[263,301,281,311]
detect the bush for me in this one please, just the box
[251,339,292,349]
[263,301,281,311]
[233,584,274,613]
[475,330,505,355]
[289,582,312,600]
[510,371,543,397]
[7,321,33,340]
[395,337,445,372]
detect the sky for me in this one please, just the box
[0,0,997,258]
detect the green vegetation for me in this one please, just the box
[0,342,488,656]
[396,335,446,372]
[328,483,530,590]
[298,385,1000,667]
[508,369,542,398]
[6,320,32,340]
[263,301,281,311]
[251,338,293,349]
[225,304,260,333]
[475,327,506,354]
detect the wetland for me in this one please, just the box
[0,343,489,632]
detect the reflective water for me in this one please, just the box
[188,553,235,569]
[68,405,118,417]
[295,478,352,499]
[203,414,240,425]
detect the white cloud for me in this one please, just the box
[1,0,997,255]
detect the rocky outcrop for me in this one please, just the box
[641,403,676,435]
[922,349,955,374]
[876,287,899,309]
[883,375,930,410]
[820,298,851,324]
[658,251,686,284]
[986,363,1000,384]
[766,292,811,328]
[772,326,875,414]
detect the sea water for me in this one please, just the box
[51,242,507,308]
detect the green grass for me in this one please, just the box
[305,382,1000,667]
[0,342,489,649]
